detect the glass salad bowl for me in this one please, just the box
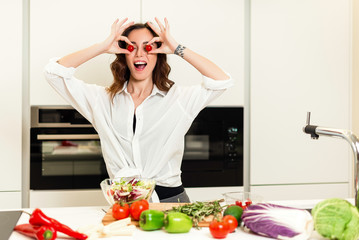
[223,191,263,209]
[100,177,156,205]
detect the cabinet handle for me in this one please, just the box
[37,134,100,140]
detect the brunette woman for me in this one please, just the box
[45,18,233,202]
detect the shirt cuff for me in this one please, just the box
[45,57,76,79]
[202,73,234,90]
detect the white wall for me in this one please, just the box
[29,0,244,107]
[30,0,141,105]
[0,0,22,208]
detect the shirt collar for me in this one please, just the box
[118,81,167,97]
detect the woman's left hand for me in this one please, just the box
[147,18,179,54]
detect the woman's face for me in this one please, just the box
[125,28,158,82]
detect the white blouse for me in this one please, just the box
[44,57,234,187]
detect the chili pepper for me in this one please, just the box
[14,223,57,240]
[29,208,88,239]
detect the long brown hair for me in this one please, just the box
[107,23,174,100]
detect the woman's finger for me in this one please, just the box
[147,49,161,54]
[164,17,170,32]
[147,36,162,46]
[119,21,134,35]
[155,17,165,32]
[147,21,162,36]
[117,36,133,46]
[117,17,129,27]
[111,19,119,33]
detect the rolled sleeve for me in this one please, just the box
[44,57,105,125]
[202,73,234,90]
[45,57,76,79]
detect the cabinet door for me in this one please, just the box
[250,0,351,194]
[142,0,245,106]
[30,0,141,105]
[0,0,22,192]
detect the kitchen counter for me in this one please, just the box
[8,199,340,240]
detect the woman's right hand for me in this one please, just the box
[101,18,134,54]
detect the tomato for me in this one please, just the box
[127,45,134,52]
[112,202,130,220]
[235,199,252,210]
[130,199,149,220]
[209,219,229,239]
[145,45,152,52]
[107,189,114,197]
[222,215,238,233]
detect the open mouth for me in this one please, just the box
[134,61,147,71]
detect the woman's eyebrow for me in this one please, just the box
[130,41,150,45]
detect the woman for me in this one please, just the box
[44,18,233,202]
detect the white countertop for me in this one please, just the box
[8,199,338,240]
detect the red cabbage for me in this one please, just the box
[242,203,313,239]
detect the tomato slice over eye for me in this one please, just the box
[127,45,134,52]
[145,45,152,52]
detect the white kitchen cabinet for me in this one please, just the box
[30,0,141,105]
[0,192,22,209]
[142,0,244,106]
[0,0,22,208]
[250,0,352,199]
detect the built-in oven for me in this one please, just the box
[181,107,243,187]
[30,106,243,190]
[30,106,108,190]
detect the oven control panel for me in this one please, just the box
[224,126,243,166]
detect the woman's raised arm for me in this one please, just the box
[147,17,230,81]
[58,18,134,68]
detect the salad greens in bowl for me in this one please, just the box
[100,177,156,205]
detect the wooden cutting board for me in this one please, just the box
[102,203,215,227]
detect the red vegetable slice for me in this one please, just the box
[145,45,152,52]
[127,45,134,52]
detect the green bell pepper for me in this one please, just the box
[164,212,193,233]
[139,210,165,231]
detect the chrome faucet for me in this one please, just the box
[303,112,359,208]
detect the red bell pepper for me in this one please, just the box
[14,223,57,240]
[29,208,87,240]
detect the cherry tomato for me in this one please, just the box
[127,45,134,52]
[222,215,238,233]
[107,189,114,197]
[235,200,252,210]
[112,202,130,220]
[145,45,152,52]
[209,219,229,239]
[130,199,149,220]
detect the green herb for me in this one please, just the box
[168,201,224,228]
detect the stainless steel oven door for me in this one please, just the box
[30,128,108,190]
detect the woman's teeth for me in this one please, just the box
[134,61,147,70]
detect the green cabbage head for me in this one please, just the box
[312,198,359,240]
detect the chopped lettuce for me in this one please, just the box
[110,178,155,204]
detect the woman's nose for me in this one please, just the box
[136,46,145,57]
